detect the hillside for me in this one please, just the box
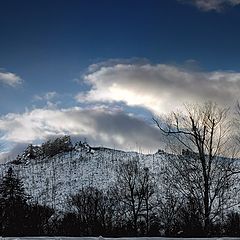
[0,142,170,211]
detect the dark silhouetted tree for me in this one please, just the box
[42,135,73,158]
[0,167,29,236]
[114,158,155,235]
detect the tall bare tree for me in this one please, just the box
[154,102,240,234]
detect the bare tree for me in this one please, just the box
[114,158,155,234]
[153,102,240,234]
[70,186,116,235]
[234,101,240,147]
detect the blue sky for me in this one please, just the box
[1,0,240,157]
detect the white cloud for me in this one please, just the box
[33,91,60,109]
[33,91,58,101]
[76,62,240,114]
[0,107,164,153]
[179,0,240,11]
[0,71,23,87]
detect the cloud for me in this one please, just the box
[0,71,23,87]
[0,143,28,163]
[76,61,240,114]
[0,107,164,153]
[179,0,240,11]
[33,91,58,101]
[33,91,61,109]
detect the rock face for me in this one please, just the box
[0,143,169,211]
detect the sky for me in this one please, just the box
[1,0,240,158]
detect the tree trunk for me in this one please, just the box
[204,178,210,235]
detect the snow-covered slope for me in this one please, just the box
[4,237,240,240]
[5,237,240,240]
[0,144,171,211]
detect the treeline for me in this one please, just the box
[13,136,90,164]
[1,158,240,237]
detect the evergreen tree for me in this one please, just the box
[42,135,73,157]
[0,167,29,236]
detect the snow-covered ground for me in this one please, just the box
[3,237,240,240]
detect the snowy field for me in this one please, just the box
[2,237,240,240]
